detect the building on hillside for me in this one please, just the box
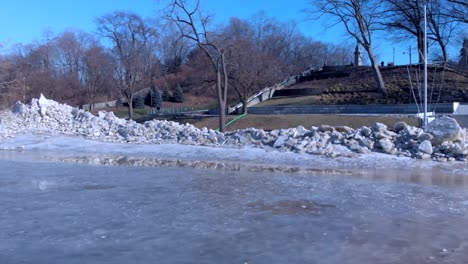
[459,38,468,70]
[354,44,363,66]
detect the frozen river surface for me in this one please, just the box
[1,154,468,264]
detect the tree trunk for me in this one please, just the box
[216,70,226,132]
[233,87,246,114]
[242,98,248,114]
[222,53,228,124]
[366,47,386,94]
[438,39,448,62]
[88,93,95,112]
[219,100,226,132]
[128,94,134,120]
[217,52,229,133]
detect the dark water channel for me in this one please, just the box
[1,155,468,264]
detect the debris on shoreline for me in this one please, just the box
[1,95,467,162]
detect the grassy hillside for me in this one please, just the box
[263,65,468,106]
[112,65,465,130]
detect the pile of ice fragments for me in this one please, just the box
[0,94,467,162]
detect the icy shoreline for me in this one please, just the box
[0,95,467,173]
[0,134,467,181]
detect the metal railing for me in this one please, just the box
[149,106,197,115]
[227,67,323,114]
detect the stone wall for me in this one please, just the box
[248,104,456,115]
[81,100,117,111]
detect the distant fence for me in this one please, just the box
[248,103,457,115]
[148,107,197,115]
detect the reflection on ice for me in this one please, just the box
[350,168,468,187]
[0,150,467,188]
[1,155,468,263]
[49,154,468,188]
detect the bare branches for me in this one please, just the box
[446,0,468,23]
[383,0,462,63]
[307,0,386,93]
[167,0,229,132]
[96,11,158,119]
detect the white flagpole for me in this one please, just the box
[423,0,428,127]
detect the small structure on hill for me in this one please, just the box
[354,44,363,66]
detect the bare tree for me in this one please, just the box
[309,0,386,94]
[168,0,229,132]
[96,11,157,119]
[426,0,459,62]
[5,31,98,106]
[82,43,115,111]
[228,42,280,114]
[181,47,217,96]
[154,21,192,94]
[15,36,63,101]
[446,0,468,23]
[249,12,298,76]
[159,22,191,75]
[384,0,460,63]
[53,30,94,104]
[328,43,355,65]
[54,30,91,75]
[0,58,21,107]
[383,0,425,63]
[221,17,282,114]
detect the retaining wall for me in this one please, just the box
[248,103,456,115]
[82,100,117,111]
[453,115,468,128]
[273,88,324,97]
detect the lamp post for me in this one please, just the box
[409,46,412,65]
[403,46,412,65]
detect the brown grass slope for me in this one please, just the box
[262,65,468,106]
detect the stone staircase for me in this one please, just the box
[228,67,321,114]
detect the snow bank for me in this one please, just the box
[1,95,467,162]
[4,94,224,145]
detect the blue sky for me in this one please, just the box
[0,0,433,64]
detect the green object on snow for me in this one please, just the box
[215,113,247,131]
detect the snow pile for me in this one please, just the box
[225,120,468,162]
[3,94,224,145]
[1,95,467,162]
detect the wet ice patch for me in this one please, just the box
[246,199,336,215]
[92,228,109,239]
[83,185,116,190]
[31,180,55,191]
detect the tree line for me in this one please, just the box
[0,6,353,119]
[0,0,466,131]
[311,0,467,95]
